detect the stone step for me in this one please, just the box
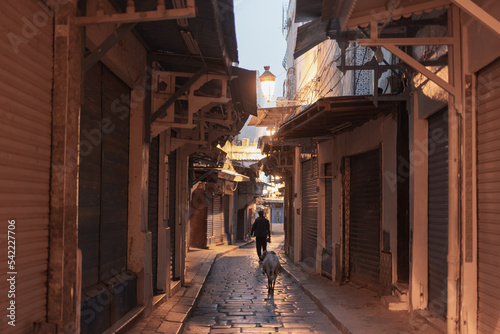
[393,283,409,302]
[381,295,410,311]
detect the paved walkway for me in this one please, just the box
[182,243,340,333]
[120,231,442,334]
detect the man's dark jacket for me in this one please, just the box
[251,216,270,238]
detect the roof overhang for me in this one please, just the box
[276,96,402,140]
[295,0,323,22]
[216,168,250,182]
[248,106,298,127]
[320,0,451,31]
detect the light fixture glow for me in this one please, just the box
[258,66,276,101]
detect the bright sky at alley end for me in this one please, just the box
[234,0,287,104]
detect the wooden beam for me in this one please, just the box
[451,0,500,37]
[383,44,456,96]
[84,23,136,72]
[72,7,196,25]
[357,37,454,46]
[151,68,205,122]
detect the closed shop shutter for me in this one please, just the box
[322,163,333,276]
[223,195,230,242]
[477,59,500,334]
[284,176,294,255]
[207,197,213,243]
[349,149,381,288]
[79,63,134,333]
[148,136,159,293]
[99,66,130,282]
[213,196,223,244]
[79,63,102,289]
[0,2,53,332]
[427,109,448,319]
[168,150,177,280]
[302,159,318,269]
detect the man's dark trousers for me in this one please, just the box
[256,237,267,260]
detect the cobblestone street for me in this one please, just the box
[181,243,340,334]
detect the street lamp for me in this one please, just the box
[258,66,301,105]
[258,66,276,102]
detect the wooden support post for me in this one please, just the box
[144,55,153,143]
[48,1,83,332]
[447,5,463,334]
[128,84,153,314]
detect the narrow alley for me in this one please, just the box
[180,242,340,334]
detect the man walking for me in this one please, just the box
[251,210,270,261]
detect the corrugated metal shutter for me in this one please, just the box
[349,149,381,288]
[148,136,159,293]
[223,195,230,242]
[284,176,294,256]
[322,163,333,276]
[168,150,177,280]
[0,2,53,332]
[302,159,318,269]
[477,59,500,334]
[99,66,129,282]
[213,196,223,244]
[427,109,448,319]
[79,62,102,289]
[207,197,213,242]
[79,63,133,332]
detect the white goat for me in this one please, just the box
[261,250,281,295]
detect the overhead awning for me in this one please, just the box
[248,106,298,127]
[294,0,451,59]
[296,0,323,22]
[276,95,402,140]
[294,18,331,59]
[230,67,257,117]
[322,0,450,31]
[216,168,250,182]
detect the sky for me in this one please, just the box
[233,0,288,139]
[234,0,287,104]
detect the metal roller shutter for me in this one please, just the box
[477,59,500,334]
[427,109,448,319]
[223,195,230,242]
[302,159,318,269]
[168,150,177,280]
[79,63,133,332]
[213,196,223,244]
[148,136,159,293]
[284,176,294,255]
[79,63,102,289]
[322,163,333,276]
[0,2,53,332]
[207,197,213,243]
[99,66,130,282]
[349,149,381,288]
